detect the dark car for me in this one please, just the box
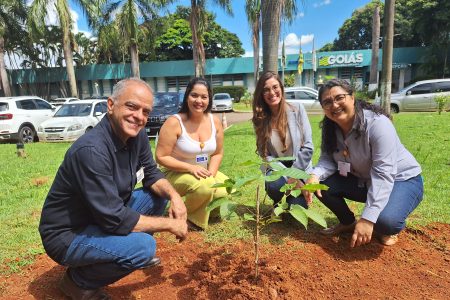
[145,92,184,137]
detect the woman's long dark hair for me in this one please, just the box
[319,79,390,155]
[252,71,288,157]
[178,77,213,116]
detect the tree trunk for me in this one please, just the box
[130,43,140,78]
[62,26,78,97]
[190,1,205,77]
[369,5,380,92]
[261,0,282,73]
[252,13,261,86]
[0,36,12,97]
[380,0,395,114]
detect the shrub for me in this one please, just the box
[240,91,253,107]
[212,86,246,102]
[284,74,296,87]
[434,93,450,115]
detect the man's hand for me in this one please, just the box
[168,218,188,242]
[350,218,374,248]
[302,174,321,206]
[168,193,187,220]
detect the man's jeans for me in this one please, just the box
[319,172,423,235]
[62,188,168,289]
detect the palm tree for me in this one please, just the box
[101,0,172,78]
[245,0,261,86]
[28,0,103,97]
[261,0,299,72]
[0,0,27,97]
[190,0,232,77]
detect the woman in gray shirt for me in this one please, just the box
[303,79,423,247]
[252,71,314,208]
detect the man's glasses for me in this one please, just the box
[321,93,350,110]
[263,85,281,95]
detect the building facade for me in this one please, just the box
[8,47,431,99]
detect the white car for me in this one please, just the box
[284,87,322,112]
[37,100,107,142]
[49,97,80,107]
[212,93,233,112]
[0,96,56,143]
[374,79,450,113]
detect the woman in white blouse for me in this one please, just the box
[156,78,228,230]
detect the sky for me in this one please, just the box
[39,0,375,57]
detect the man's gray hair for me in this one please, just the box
[111,78,153,102]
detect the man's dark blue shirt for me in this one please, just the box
[39,115,164,263]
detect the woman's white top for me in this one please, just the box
[171,113,217,167]
[270,129,293,157]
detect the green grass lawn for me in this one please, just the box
[0,112,449,272]
[233,102,252,112]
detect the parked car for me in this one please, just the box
[0,96,56,143]
[374,79,450,113]
[212,93,233,112]
[284,87,322,112]
[145,92,184,137]
[37,100,107,142]
[49,97,80,106]
[84,95,109,100]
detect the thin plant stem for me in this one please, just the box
[255,185,260,280]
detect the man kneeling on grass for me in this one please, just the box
[39,78,188,300]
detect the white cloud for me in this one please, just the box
[313,0,331,8]
[296,12,305,18]
[278,33,315,55]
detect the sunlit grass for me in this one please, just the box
[0,112,448,272]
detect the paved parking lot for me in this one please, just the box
[212,112,252,126]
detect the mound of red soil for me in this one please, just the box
[1,223,449,299]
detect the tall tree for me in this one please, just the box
[0,0,27,96]
[29,0,102,97]
[101,0,172,78]
[380,0,395,114]
[154,8,244,61]
[368,4,380,91]
[408,0,450,77]
[261,0,299,73]
[190,0,232,77]
[245,0,261,85]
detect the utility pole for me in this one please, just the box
[369,5,380,92]
[380,0,395,114]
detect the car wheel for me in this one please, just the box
[19,125,35,143]
[390,104,399,114]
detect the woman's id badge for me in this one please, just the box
[338,161,351,177]
[196,154,208,167]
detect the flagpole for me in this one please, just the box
[281,38,285,84]
[312,37,316,88]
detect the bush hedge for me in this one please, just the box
[211,86,246,102]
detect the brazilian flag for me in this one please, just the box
[297,47,304,74]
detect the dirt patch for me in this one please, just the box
[1,223,449,299]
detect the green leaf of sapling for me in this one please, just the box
[273,206,284,216]
[289,205,308,229]
[300,206,328,228]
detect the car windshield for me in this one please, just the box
[153,94,181,108]
[55,103,92,117]
[214,94,230,100]
[397,83,417,94]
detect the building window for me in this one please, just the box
[166,76,191,91]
